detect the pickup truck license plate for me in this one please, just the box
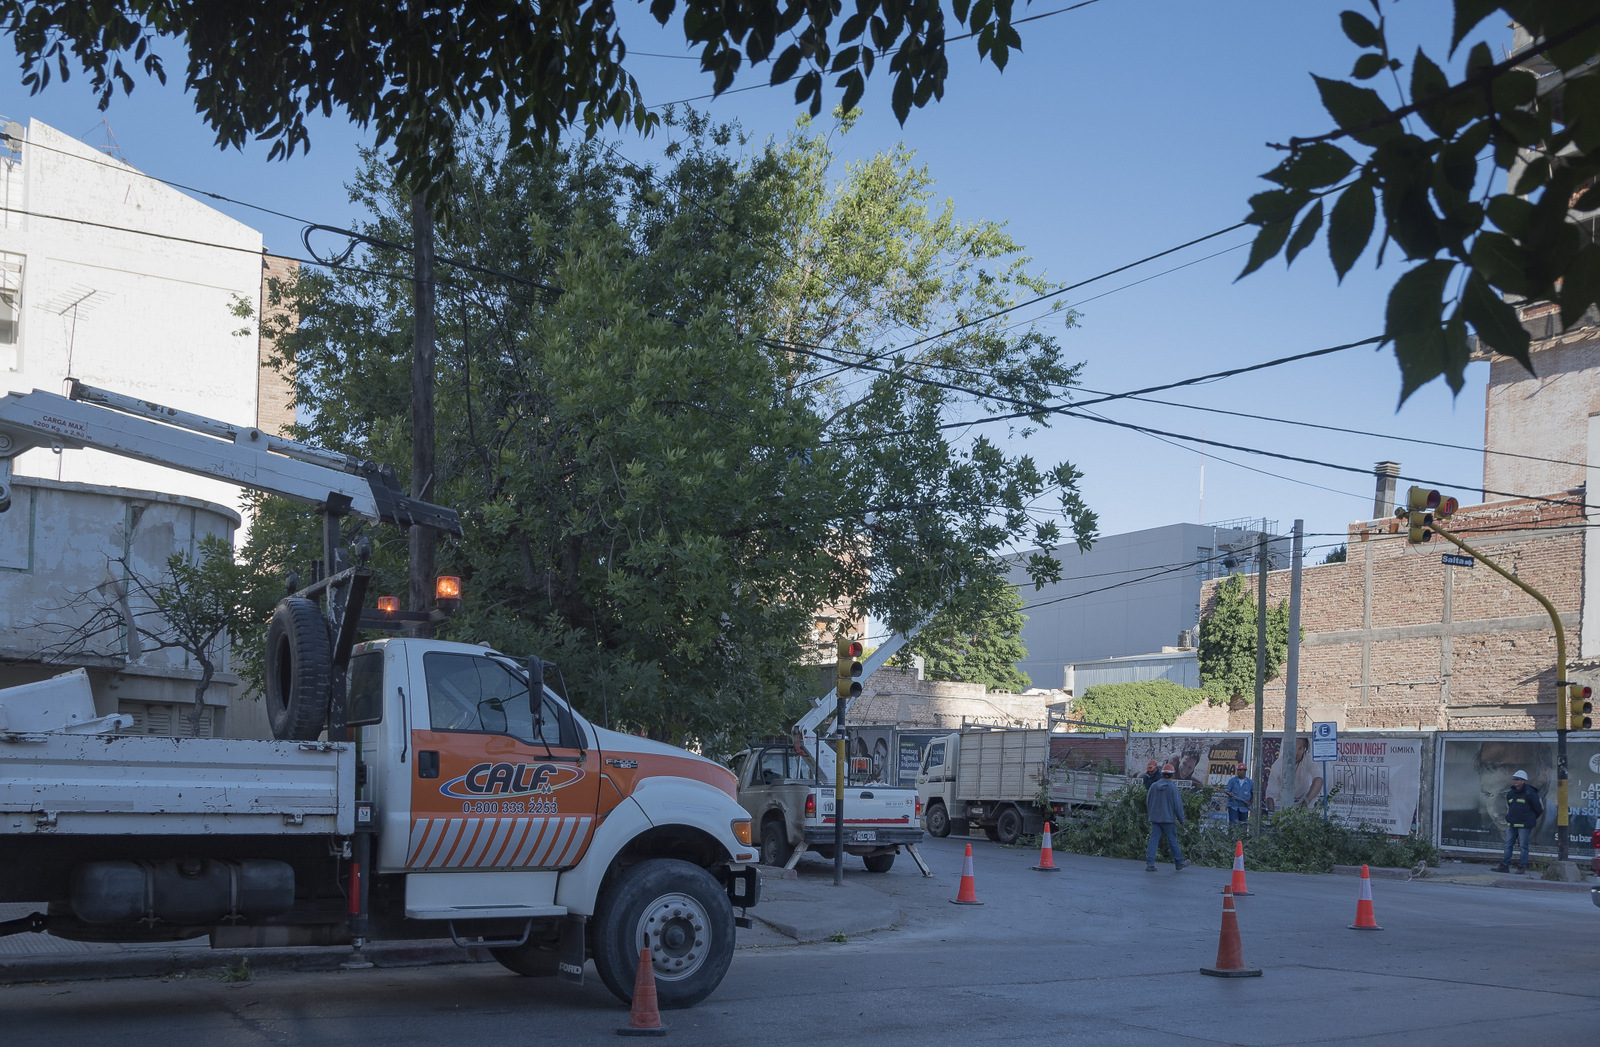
[853,830,877,842]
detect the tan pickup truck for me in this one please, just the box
[730,744,928,874]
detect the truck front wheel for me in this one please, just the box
[926,802,950,838]
[592,859,735,1010]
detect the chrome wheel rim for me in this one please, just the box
[635,892,710,982]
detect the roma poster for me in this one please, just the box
[1438,735,1600,857]
[1126,734,1252,820]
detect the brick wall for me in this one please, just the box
[256,253,298,437]
[1199,494,1584,731]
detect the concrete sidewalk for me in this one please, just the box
[0,866,902,984]
[746,865,902,942]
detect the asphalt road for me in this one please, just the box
[4,836,1597,1046]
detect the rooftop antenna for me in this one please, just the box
[81,118,126,162]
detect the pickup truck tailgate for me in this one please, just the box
[822,787,919,831]
[0,736,353,835]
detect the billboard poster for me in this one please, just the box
[848,727,895,784]
[1126,734,1251,819]
[1438,736,1600,857]
[895,731,945,787]
[1260,735,1422,833]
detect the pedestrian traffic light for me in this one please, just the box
[836,637,863,701]
[1569,684,1593,730]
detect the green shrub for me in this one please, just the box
[1057,784,1440,873]
[1072,680,1228,732]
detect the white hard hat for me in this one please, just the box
[1512,770,1528,781]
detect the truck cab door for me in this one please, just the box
[405,649,601,870]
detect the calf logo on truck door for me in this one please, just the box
[408,652,599,870]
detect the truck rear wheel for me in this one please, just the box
[592,859,734,1010]
[926,802,950,838]
[264,598,332,741]
[994,806,1024,845]
[760,819,793,868]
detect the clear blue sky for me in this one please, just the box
[4,0,1513,561]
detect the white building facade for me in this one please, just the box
[0,117,295,738]
[1,117,279,521]
[1006,520,1289,689]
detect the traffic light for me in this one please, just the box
[1399,486,1458,544]
[1569,684,1593,730]
[836,637,863,701]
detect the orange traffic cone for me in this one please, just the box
[1229,839,1252,896]
[1199,887,1262,978]
[1033,821,1059,871]
[617,947,668,1036]
[951,843,983,904]
[1349,864,1382,930]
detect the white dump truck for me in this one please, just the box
[0,384,759,1008]
[916,726,1132,843]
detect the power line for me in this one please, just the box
[818,335,1383,444]
[797,220,1251,389]
[784,333,1592,510]
[8,131,323,228]
[1082,389,1591,472]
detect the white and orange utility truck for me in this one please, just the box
[0,384,759,1008]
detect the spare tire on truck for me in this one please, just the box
[264,597,332,741]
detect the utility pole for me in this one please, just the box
[1280,520,1303,821]
[409,193,437,636]
[1250,531,1268,835]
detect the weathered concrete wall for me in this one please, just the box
[851,666,1056,729]
[1482,312,1600,501]
[1199,495,1585,732]
[0,475,261,737]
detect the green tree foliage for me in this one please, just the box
[247,116,1095,750]
[1,0,1042,205]
[1321,543,1348,564]
[1059,787,1438,872]
[1198,573,1290,703]
[895,571,1031,692]
[1241,1,1600,401]
[1071,679,1224,732]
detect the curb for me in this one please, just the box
[754,865,797,880]
[0,940,481,986]
[1490,878,1594,893]
[1331,865,1413,881]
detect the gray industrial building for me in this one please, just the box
[1005,519,1289,690]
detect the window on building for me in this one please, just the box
[0,253,20,346]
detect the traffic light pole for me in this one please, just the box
[833,637,863,888]
[1431,524,1571,861]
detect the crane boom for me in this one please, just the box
[0,383,459,535]
[792,621,928,785]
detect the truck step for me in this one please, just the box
[404,903,567,921]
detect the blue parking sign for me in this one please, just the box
[1311,721,1338,762]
